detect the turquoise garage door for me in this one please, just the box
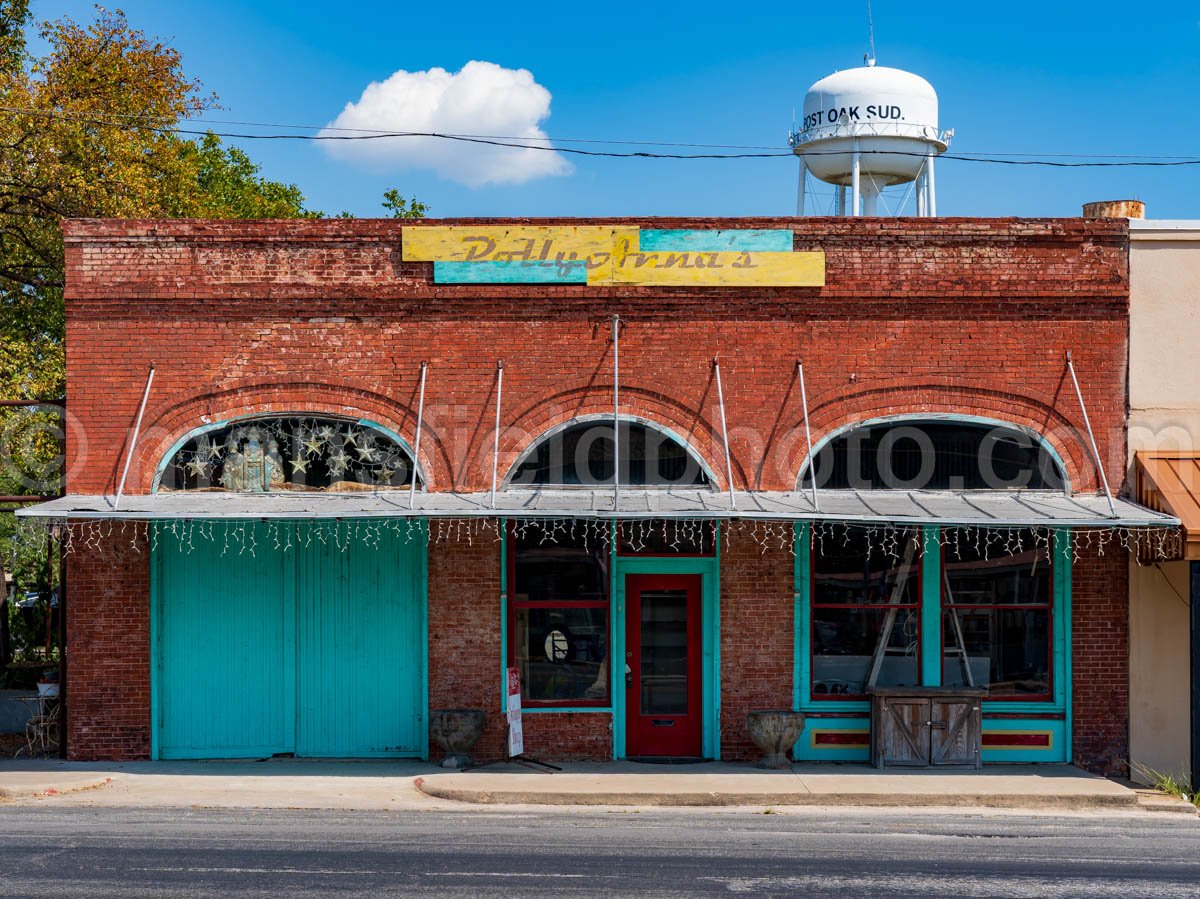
[153,522,426,759]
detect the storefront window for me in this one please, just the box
[509,526,609,706]
[810,528,922,698]
[509,420,710,487]
[158,415,419,493]
[940,528,1052,698]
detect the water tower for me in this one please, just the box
[788,58,953,216]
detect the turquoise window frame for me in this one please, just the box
[500,520,722,761]
[793,524,1071,741]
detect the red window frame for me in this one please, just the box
[938,541,1054,703]
[808,529,923,702]
[507,524,610,708]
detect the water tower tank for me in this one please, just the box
[789,60,952,216]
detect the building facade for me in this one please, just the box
[1127,218,1200,785]
[28,217,1175,772]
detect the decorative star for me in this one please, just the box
[302,433,325,457]
[341,429,360,450]
[184,457,208,478]
[375,465,396,484]
[205,440,223,461]
[355,442,379,462]
[328,451,349,477]
[317,425,335,442]
[289,456,309,475]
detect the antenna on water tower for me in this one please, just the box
[788,17,953,218]
[866,0,877,65]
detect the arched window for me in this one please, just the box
[157,415,421,493]
[508,418,712,488]
[800,418,1065,491]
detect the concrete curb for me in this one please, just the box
[413,778,1141,811]
[0,776,113,803]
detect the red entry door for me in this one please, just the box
[625,574,703,758]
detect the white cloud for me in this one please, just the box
[321,61,571,188]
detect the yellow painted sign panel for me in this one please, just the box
[401,226,825,287]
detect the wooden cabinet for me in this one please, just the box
[869,687,986,769]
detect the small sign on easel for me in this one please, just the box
[506,666,524,757]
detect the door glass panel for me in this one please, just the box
[639,589,688,715]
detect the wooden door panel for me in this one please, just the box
[876,698,930,766]
[930,698,981,767]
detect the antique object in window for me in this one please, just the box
[159,416,420,494]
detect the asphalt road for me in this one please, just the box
[0,805,1196,898]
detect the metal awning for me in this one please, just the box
[1134,451,1200,558]
[15,489,1179,528]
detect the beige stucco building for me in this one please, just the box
[1128,218,1200,785]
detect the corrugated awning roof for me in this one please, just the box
[14,489,1178,528]
[1134,451,1200,558]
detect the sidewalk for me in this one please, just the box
[0,758,1195,814]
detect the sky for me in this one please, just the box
[28,0,1200,219]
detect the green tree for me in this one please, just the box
[382,189,429,219]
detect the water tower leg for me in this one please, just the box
[862,183,879,217]
[916,168,927,217]
[795,159,807,217]
[926,153,937,217]
[850,144,861,217]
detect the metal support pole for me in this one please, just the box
[612,315,620,511]
[926,152,937,217]
[1191,560,1200,792]
[409,362,427,510]
[1066,352,1116,517]
[795,158,807,217]
[916,165,928,217]
[490,360,504,509]
[850,141,861,217]
[862,183,879,217]
[114,366,155,511]
[798,361,819,512]
[713,359,736,511]
[836,185,847,217]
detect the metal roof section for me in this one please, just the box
[15,489,1178,528]
[1134,451,1200,558]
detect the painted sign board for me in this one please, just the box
[401,227,825,287]
[506,666,524,757]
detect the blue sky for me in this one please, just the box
[29,1,1200,218]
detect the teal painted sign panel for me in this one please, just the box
[295,526,424,756]
[638,229,794,252]
[155,522,425,759]
[157,536,291,758]
[434,260,588,284]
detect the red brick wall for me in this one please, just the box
[719,526,795,760]
[64,529,150,760]
[1071,542,1130,775]
[56,217,1135,765]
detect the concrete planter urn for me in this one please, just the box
[429,709,487,769]
[746,710,806,769]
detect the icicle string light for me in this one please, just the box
[11,516,1185,565]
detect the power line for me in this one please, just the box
[1,106,1199,167]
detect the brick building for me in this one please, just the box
[22,217,1177,772]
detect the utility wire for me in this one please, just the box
[2,106,1198,167]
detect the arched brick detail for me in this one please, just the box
[772,382,1104,493]
[112,380,437,494]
